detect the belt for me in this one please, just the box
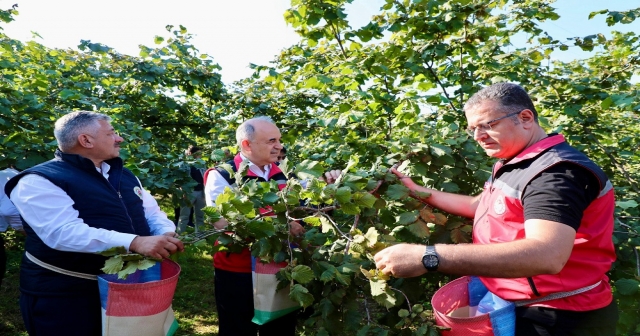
[25,251,97,281]
[514,281,602,307]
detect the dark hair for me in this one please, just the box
[464,82,538,122]
[280,147,287,154]
[186,145,201,156]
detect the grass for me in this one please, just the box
[0,231,26,336]
[0,230,221,336]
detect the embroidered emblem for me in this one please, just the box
[493,196,506,215]
[133,186,143,199]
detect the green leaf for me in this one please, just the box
[397,211,419,225]
[320,217,335,234]
[615,278,639,296]
[407,220,431,238]
[430,144,452,156]
[616,200,638,209]
[98,246,128,257]
[369,279,387,296]
[303,216,321,226]
[290,284,314,307]
[335,186,352,203]
[364,227,380,246]
[118,260,141,279]
[334,271,351,286]
[137,258,157,270]
[263,192,280,204]
[101,256,124,274]
[386,184,410,200]
[320,269,336,282]
[341,202,361,215]
[230,198,254,214]
[318,298,335,319]
[353,192,378,208]
[291,265,314,284]
[294,160,324,180]
[215,188,233,206]
[250,221,276,238]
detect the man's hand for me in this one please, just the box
[389,167,417,189]
[213,218,230,230]
[129,235,185,260]
[320,170,342,184]
[289,221,305,237]
[163,231,179,238]
[374,243,427,278]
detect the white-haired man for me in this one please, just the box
[204,116,340,336]
[5,111,184,336]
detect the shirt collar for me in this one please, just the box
[239,153,271,176]
[96,161,112,179]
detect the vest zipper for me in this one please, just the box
[105,170,137,234]
[116,179,137,234]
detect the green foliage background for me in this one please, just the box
[1,1,639,335]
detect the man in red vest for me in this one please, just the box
[374,83,617,335]
[204,116,340,336]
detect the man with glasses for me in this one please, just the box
[375,82,617,335]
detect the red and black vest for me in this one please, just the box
[204,154,288,273]
[473,134,615,311]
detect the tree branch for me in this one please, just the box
[424,59,458,113]
[344,215,360,255]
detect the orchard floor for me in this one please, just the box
[0,232,220,336]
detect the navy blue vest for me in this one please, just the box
[5,149,151,295]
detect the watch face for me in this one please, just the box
[422,254,438,268]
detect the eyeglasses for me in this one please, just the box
[465,110,523,136]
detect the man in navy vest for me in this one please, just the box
[374,83,617,335]
[5,111,184,336]
[204,116,340,336]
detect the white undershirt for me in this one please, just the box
[204,154,271,206]
[9,162,175,252]
[0,168,22,232]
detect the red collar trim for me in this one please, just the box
[507,134,565,165]
[233,153,282,179]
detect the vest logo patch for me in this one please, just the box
[133,186,143,199]
[493,196,506,215]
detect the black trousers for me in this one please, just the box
[20,291,102,336]
[214,268,297,336]
[515,299,618,336]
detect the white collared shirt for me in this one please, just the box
[204,153,271,206]
[9,162,175,253]
[0,168,22,232]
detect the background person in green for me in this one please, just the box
[177,145,206,233]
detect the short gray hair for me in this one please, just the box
[464,82,538,122]
[54,111,111,151]
[236,116,276,148]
